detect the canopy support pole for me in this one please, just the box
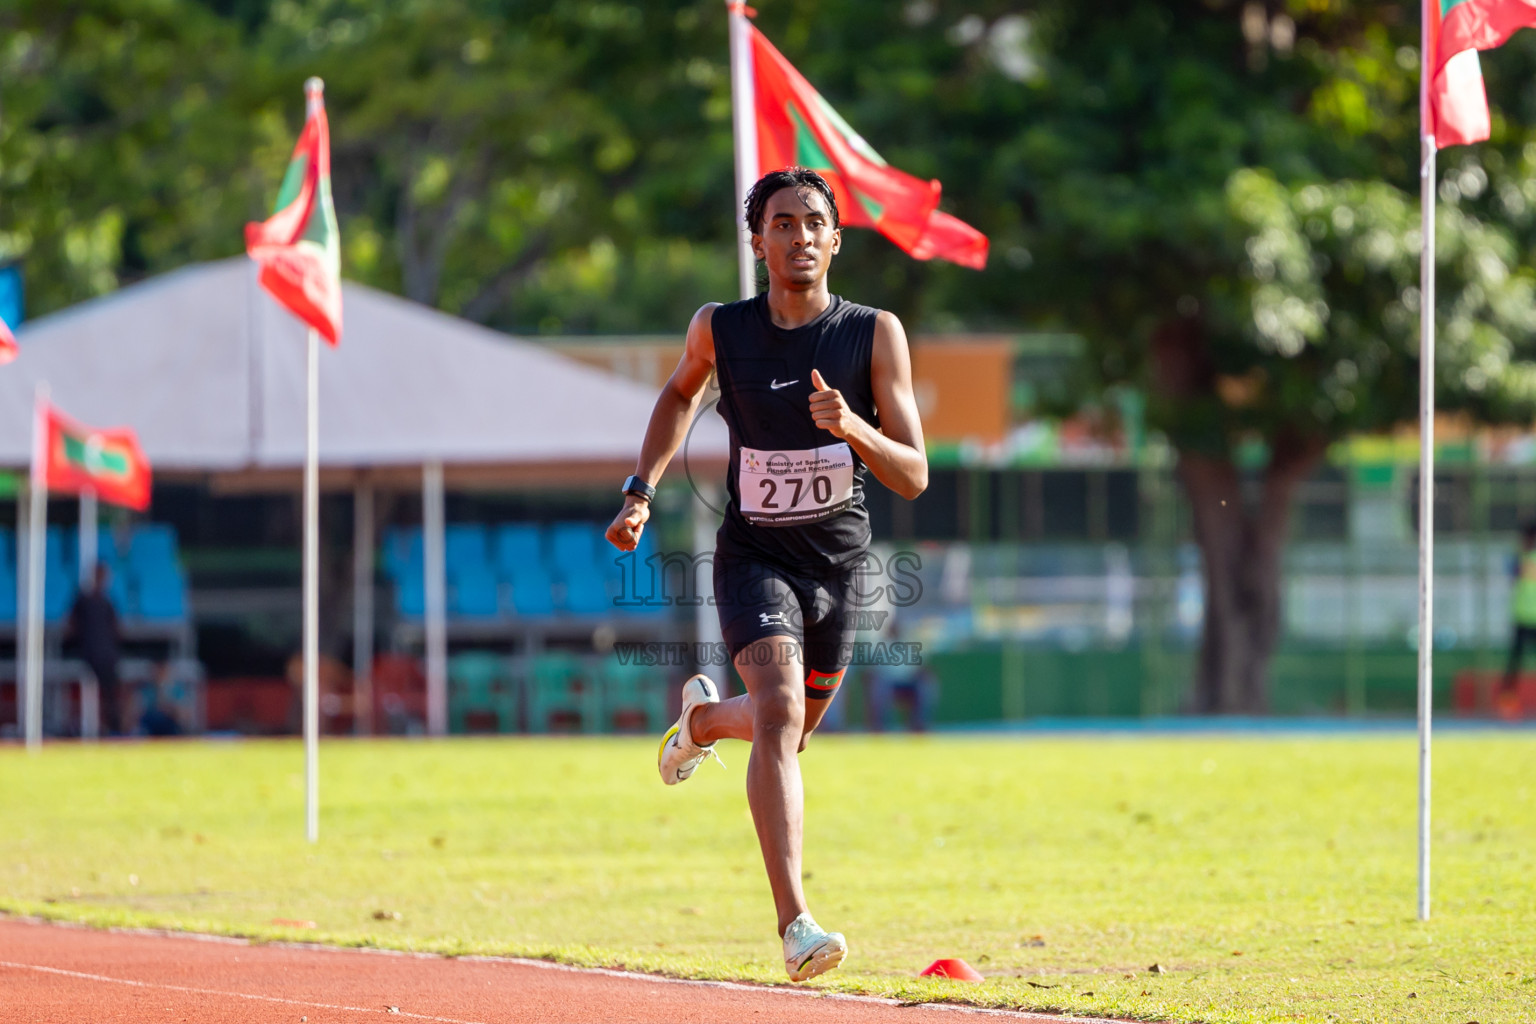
[14,482,25,714]
[352,482,374,736]
[423,461,447,736]
[24,383,48,752]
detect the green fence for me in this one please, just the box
[905,642,1481,724]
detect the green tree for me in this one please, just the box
[973,0,1536,710]
[0,1,263,311]
[12,1,1536,712]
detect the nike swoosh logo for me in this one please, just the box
[770,379,799,390]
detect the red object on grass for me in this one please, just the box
[919,958,983,981]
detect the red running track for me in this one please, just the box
[0,917,1120,1023]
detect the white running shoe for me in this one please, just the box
[657,674,723,785]
[782,912,847,982]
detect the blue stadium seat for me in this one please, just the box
[395,575,425,618]
[46,526,76,574]
[607,530,668,616]
[105,569,132,612]
[561,567,613,615]
[549,522,597,577]
[450,563,500,618]
[445,524,488,570]
[381,527,422,580]
[0,563,14,624]
[507,567,556,616]
[135,566,186,620]
[128,524,178,571]
[493,524,544,577]
[44,571,76,622]
[95,528,122,569]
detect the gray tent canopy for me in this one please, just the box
[0,257,728,482]
[0,258,727,737]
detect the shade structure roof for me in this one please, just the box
[0,259,727,488]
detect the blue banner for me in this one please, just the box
[0,263,22,329]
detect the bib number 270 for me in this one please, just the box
[738,442,855,527]
[759,473,834,509]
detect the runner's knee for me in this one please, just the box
[753,686,804,741]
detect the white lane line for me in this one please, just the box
[0,960,488,1024]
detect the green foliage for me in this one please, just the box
[2,735,1534,1023]
[6,0,1536,443]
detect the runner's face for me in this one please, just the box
[753,187,840,287]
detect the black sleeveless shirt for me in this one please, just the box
[711,293,880,572]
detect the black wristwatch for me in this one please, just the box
[622,475,656,503]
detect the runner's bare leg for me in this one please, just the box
[717,635,815,936]
[692,678,833,751]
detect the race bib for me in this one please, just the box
[738,442,855,526]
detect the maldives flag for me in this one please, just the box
[1426,0,1536,147]
[750,26,988,270]
[246,78,342,344]
[0,315,15,366]
[34,402,151,511]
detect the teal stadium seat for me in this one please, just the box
[526,652,600,733]
[448,651,516,732]
[600,657,667,732]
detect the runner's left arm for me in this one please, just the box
[808,311,928,500]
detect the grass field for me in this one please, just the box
[1,733,1532,1023]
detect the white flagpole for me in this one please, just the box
[422,460,447,736]
[302,77,326,844]
[303,324,320,843]
[1416,11,1436,922]
[728,0,758,302]
[24,383,48,752]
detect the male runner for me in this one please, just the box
[605,167,928,982]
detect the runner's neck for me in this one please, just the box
[764,282,833,330]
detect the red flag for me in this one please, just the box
[0,315,16,366]
[1426,0,1536,147]
[750,25,988,269]
[35,401,152,511]
[246,80,343,343]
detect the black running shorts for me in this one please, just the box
[713,554,863,700]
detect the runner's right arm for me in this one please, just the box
[605,303,720,552]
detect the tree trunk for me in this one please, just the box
[1176,434,1325,713]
